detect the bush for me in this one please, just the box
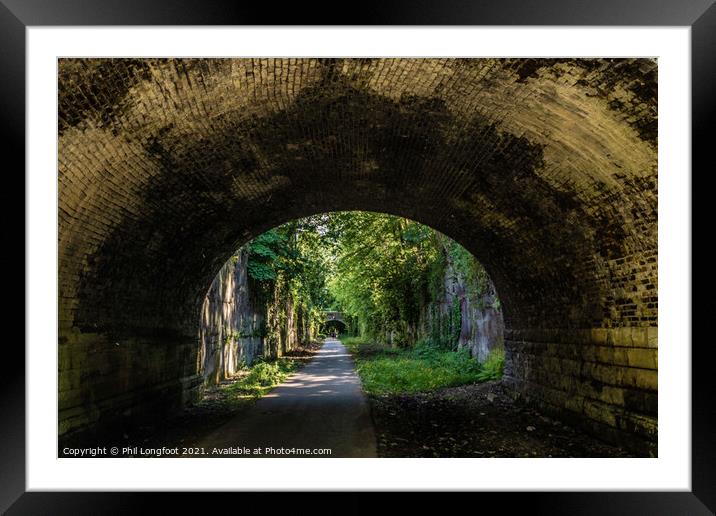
[245,361,283,386]
[412,338,443,360]
[341,335,374,349]
[475,346,505,381]
[226,357,299,398]
[437,347,482,376]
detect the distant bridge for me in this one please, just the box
[323,311,345,324]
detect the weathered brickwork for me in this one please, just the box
[58,58,657,454]
[503,327,657,455]
[58,331,201,439]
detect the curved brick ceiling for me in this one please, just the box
[58,58,657,336]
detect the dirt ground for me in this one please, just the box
[368,381,634,458]
[78,342,633,458]
[151,371,633,458]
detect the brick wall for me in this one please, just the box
[58,58,658,454]
[504,326,657,456]
[58,331,201,441]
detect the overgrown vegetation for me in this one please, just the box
[241,212,499,348]
[241,217,336,350]
[219,357,300,405]
[479,346,506,381]
[324,212,498,347]
[343,336,504,395]
[237,211,504,391]
[327,212,439,342]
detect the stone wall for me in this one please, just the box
[420,244,504,361]
[198,245,311,387]
[198,247,264,385]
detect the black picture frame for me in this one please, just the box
[3,1,712,513]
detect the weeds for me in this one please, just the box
[474,346,505,381]
[344,337,504,395]
[223,357,299,399]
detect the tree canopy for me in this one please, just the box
[244,211,496,347]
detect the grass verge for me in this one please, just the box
[343,336,504,395]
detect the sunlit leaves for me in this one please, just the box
[326,212,440,341]
[243,210,492,347]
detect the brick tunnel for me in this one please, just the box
[58,58,658,455]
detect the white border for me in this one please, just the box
[27,27,691,491]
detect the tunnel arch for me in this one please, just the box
[323,319,347,334]
[58,58,657,455]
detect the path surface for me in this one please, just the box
[194,339,377,457]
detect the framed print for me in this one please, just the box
[4,0,713,513]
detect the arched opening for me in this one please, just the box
[323,319,346,338]
[58,58,657,457]
[196,210,505,384]
[192,210,510,456]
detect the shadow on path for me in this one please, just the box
[193,339,377,457]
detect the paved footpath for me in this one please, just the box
[194,338,377,457]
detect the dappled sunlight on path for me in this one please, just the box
[193,339,376,457]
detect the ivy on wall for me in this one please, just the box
[238,211,500,352]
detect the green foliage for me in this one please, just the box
[230,210,505,405]
[225,357,299,398]
[424,300,462,352]
[326,212,441,344]
[474,346,505,381]
[450,297,462,348]
[345,339,493,395]
[427,250,447,301]
[245,361,289,387]
[341,335,376,349]
[241,210,499,353]
[244,216,337,340]
[449,239,490,300]
[247,229,288,282]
